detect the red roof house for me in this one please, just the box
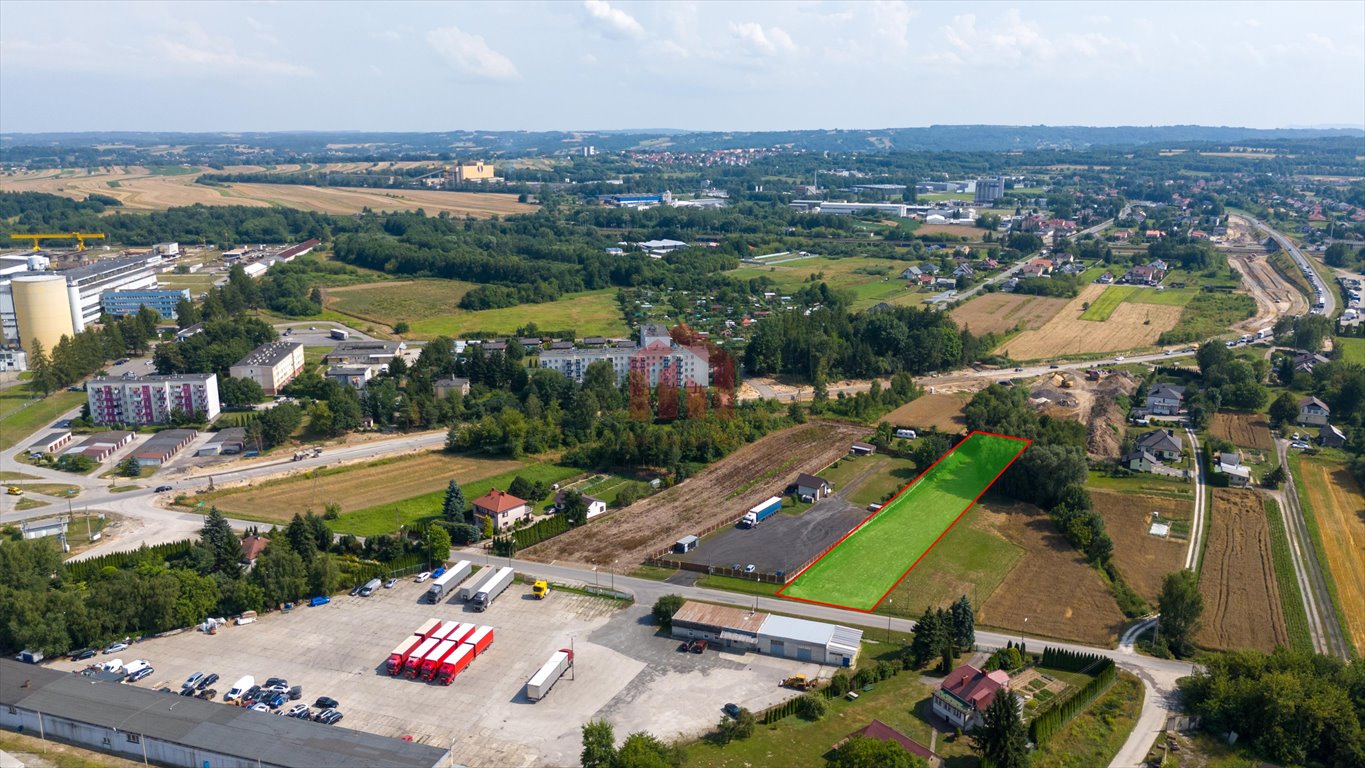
[472,489,530,532]
[931,664,1011,729]
[240,535,270,564]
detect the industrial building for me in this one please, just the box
[100,288,191,319]
[537,325,710,387]
[0,252,161,350]
[974,177,1005,204]
[324,340,406,366]
[788,200,910,217]
[7,273,74,351]
[0,659,449,768]
[133,429,198,466]
[668,600,862,667]
[229,341,305,395]
[0,346,27,371]
[61,254,162,329]
[87,373,220,426]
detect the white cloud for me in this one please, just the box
[245,16,279,45]
[871,1,916,50]
[157,38,314,76]
[426,25,521,81]
[582,0,644,39]
[730,21,796,56]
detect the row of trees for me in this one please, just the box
[26,307,162,395]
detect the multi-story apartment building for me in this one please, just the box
[229,341,305,395]
[537,325,710,387]
[86,373,220,426]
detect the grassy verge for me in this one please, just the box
[631,564,678,581]
[0,729,146,767]
[695,574,781,597]
[14,482,80,497]
[1156,292,1256,346]
[0,389,85,450]
[0,471,40,480]
[1263,497,1314,653]
[1032,672,1144,768]
[15,497,50,510]
[1287,453,1358,657]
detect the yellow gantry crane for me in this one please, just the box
[9,232,106,251]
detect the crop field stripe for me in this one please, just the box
[777,431,1030,612]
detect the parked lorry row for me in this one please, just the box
[472,567,515,611]
[385,618,496,684]
[526,649,574,701]
[426,560,472,603]
[741,496,783,528]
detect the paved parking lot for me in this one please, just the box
[48,574,822,767]
[674,497,865,577]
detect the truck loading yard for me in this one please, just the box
[43,572,823,767]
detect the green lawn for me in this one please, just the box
[330,461,581,537]
[1080,286,1139,321]
[783,433,1029,610]
[1157,292,1256,346]
[1336,336,1365,364]
[1130,287,1198,306]
[407,288,627,339]
[727,257,928,311]
[1085,470,1194,500]
[820,454,922,508]
[1032,673,1144,768]
[324,279,478,327]
[695,574,781,596]
[0,389,85,450]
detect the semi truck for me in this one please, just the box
[456,567,498,602]
[1255,327,1273,340]
[330,328,349,340]
[435,644,474,685]
[386,635,424,676]
[404,637,440,678]
[359,578,382,597]
[526,649,573,701]
[426,560,472,603]
[462,625,494,656]
[741,496,783,528]
[472,567,515,611]
[419,640,458,681]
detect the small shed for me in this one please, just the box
[674,535,700,553]
[850,442,877,456]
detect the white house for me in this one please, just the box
[1145,383,1186,416]
[1297,396,1330,426]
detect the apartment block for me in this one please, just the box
[86,373,220,426]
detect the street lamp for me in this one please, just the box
[886,599,893,642]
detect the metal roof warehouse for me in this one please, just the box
[0,659,448,768]
[668,601,861,667]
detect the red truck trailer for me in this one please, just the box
[430,620,461,642]
[443,622,476,645]
[413,618,441,638]
[403,637,440,678]
[462,625,494,657]
[419,640,458,681]
[435,644,475,685]
[385,635,424,676]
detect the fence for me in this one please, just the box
[1029,648,1118,744]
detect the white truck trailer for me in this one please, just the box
[457,567,499,602]
[526,649,573,701]
[426,560,471,603]
[472,567,515,611]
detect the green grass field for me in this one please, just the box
[781,433,1029,610]
[324,279,478,327]
[406,288,627,339]
[0,389,85,450]
[727,256,924,311]
[1336,336,1365,364]
[1081,286,1139,320]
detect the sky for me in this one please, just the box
[2,0,1363,134]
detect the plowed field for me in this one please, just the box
[1093,491,1188,602]
[879,392,969,433]
[997,284,1182,359]
[950,293,1069,335]
[1210,412,1274,451]
[1300,460,1365,651]
[523,422,867,567]
[1195,489,1289,652]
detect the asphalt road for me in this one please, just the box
[1244,215,1336,316]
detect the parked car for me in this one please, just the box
[250,703,271,713]
[127,667,154,683]
[264,677,288,689]
[321,711,343,726]
[103,641,129,654]
[197,689,217,701]
[284,704,310,718]
[723,703,742,718]
[267,693,288,709]
[313,708,337,722]
[71,648,97,661]
[384,578,397,589]
[197,673,219,691]
[1292,432,1301,441]
[1290,441,1311,450]
[244,685,262,702]
[309,596,330,607]
[155,485,173,493]
[349,585,363,596]
[313,696,339,710]
[288,685,303,701]
[415,572,432,583]
[179,687,196,696]
[183,672,205,689]
[690,639,708,653]
[1049,364,1060,369]
[743,564,756,573]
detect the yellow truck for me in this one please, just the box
[6,486,22,496]
[532,580,551,599]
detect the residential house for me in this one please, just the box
[931,665,1011,730]
[553,489,607,520]
[921,263,940,275]
[1217,452,1251,488]
[1318,424,1347,449]
[900,266,922,280]
[471,489,530,532]
[1292,351,1330,374]
[1135,429,1184,461]
[1297,397,1330,426]
[793,472,833,501]
[1097,271,1115,284]
[1145,383,1186,415]
[952,263,975,278]
[833,721,940,767]
[1120,449,1160,472]
[433,377,471,398]
[240,535,270,566]
[1123,264,1164,285]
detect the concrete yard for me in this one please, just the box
[47,575,823,767]
[674,496,865,577]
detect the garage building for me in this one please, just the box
[669,601,861,667]
[0,659,448,768]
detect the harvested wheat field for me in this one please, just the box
[880,392,970,433]
[0,166,269,210]
[200,452,525,522]
[997,284,1183,360]
[950,293,1070,335]
[978,500,1127,646]
[1300,459,1365,651]
[1092,491,1188,602]
[523,421,867,567]
[223,183,535,217]
[1209,412,1275,451]
[1195,489,1289,652]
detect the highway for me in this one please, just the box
[1242,214,1336,316]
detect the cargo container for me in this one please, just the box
[426,560,471,603]
[472,567,515,611]
[404,637,440,678]
[413,618,441,638]
[443,622,477,645]
[462,626,494,657]
[359,578,382,597]
[431,620,464,642]
[419,640,458,681]
[741,496,783,528]
[526,649,573,701]
[386,635,424,676]
[330,328,349,340]
[456,567,499,602]
[435,644,475,685]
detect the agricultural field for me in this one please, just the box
[1091,491,1188,602]
[189,451,525,521]
[1336,336,1365,364]
[1080,286,1140,321]
[323,279,478,329]
[523,421,868,567]
[1195,489,1290,652]
[949,292,1070,335]
[406,288,629,339]
[914,222,986,238]
[1209,412,1275,451]
[781,433,1029,610]
[0,166,535,217]
[878,392,970,433]
[728,256,922,310]
[997,284,1183,360]
[1297,458,1365,652]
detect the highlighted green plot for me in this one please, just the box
[778,432,1028,611]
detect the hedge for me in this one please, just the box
[64,540,196,582]
[1029,654,1118,744]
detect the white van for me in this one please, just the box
[101,658,124,673]
[121,659,151,677]
[225,675,255,702]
